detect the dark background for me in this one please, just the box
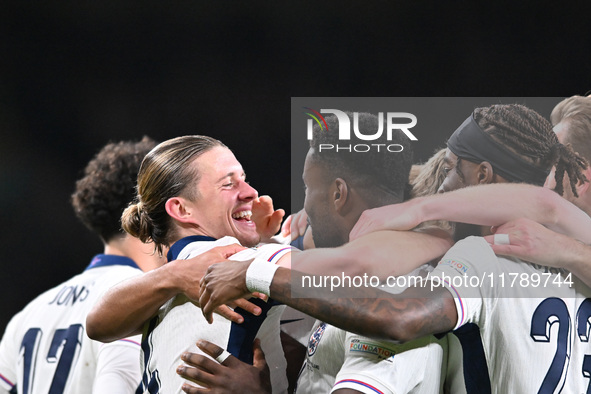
[1,2,590,334]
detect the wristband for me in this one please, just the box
[245,258,279,295]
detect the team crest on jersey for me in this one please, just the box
[307,322,327,356]
[349,339,395,360]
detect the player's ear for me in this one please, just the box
[333,178,350,215]
[577,166,591,195]
[477,161,495,184]
[165,197,198,225]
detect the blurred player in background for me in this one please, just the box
[0,137,166,393]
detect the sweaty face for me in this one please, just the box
[185,146,260,247]
[437,149,481,193]
[302,149,346,248]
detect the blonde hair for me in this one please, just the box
[551,95,591,166]
[121,135,226,255]
[410,148,451,232]
[410,148,447,198]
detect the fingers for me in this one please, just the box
[216,243,246,258]
[232,298,262,316]
[252,196,285,238]
[180,383,207,394]
[271,209,285,231]
[180,350,221,374]
[199,286,214,324]
[283,209,309,239]
[252,338,268,371]
[488,244,519,256]
[482,234,495,245]
[180,382,207,394]
[214,305,244,324]
[293,210,308,237]
[177,355,217,388]
[251,291,268,302]
[280,214,292,236]
[196,339,237,367]
[255,195,274,212]
[176,346,229,392]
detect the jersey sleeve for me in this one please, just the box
[430,236,499,330]
[331,332,446,394]
[233,243,292,265]
[0,312,21,393]
[93,335,142,393]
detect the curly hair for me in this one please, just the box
[71,136,157,243]
[474,104,588,196]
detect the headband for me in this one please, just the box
[447,113,550,186]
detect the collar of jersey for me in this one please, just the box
[85,254,140,271]
[167,235,217,261]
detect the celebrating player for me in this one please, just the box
[86,135,292,393]
[197,104,591,392]
[0,138,166,393]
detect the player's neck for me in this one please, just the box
[104,235,166,272]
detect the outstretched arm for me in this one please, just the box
[271,267,457,342]
[199,259,457,343]
[292,229,453,279]
[86,244,258,342]
[351,184,591,244]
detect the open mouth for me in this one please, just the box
[232,210,252,222]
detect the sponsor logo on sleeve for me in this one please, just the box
[348,339,395,360]
[438,258,470,275]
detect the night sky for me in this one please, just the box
[1,2,590,333]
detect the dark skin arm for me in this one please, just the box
[268,268,456,343]
[199,260,457,343]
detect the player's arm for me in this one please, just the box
[484,218,591,286]
[200,260,457,343]
[351,184,591,244]
[292,229,453,279]
[269,267,456,342]
[86,244,258,342]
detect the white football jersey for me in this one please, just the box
[296,264,448,394]
[433,236,591,393]
[295,321,447,394]
[136,236,292,394]
[0,255,144,394]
